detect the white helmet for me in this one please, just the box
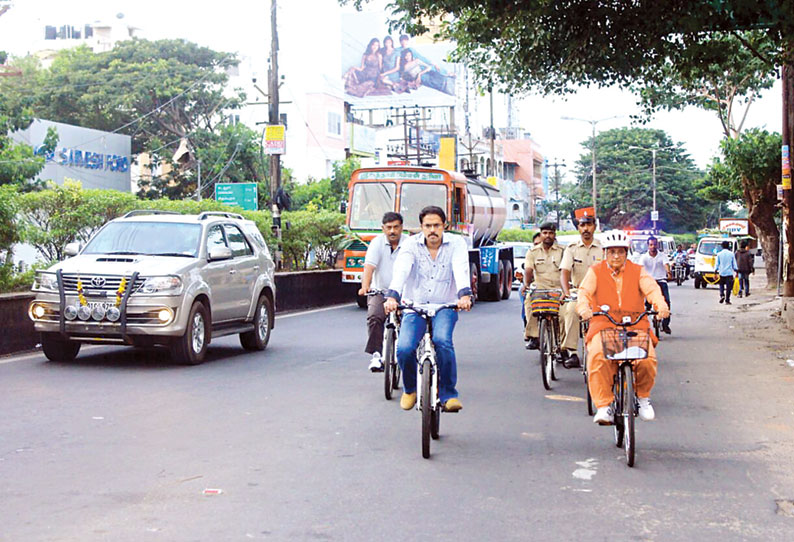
[601,230,630,249]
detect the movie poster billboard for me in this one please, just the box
[341,12,458,108]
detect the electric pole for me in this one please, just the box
[547,160,566,229]
[268,0,283,269]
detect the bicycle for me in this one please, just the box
[398,301,459,459]
[580,318,596,416]
[591,306,657,467]
[366,290,401,400]
[529,288,563,390]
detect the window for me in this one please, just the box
[400,183,447,230]
[350,183,396,229]
[327,111,342,137]
[224,224,253,257]
[83,222,201,257]
[206,225,227,253]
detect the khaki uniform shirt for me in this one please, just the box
[561,239,604,288]
[524,243,565,289]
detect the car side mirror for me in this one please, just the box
[64,242,81,257]
[208,246,232,261]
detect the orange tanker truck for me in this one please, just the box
[341,166,514,307]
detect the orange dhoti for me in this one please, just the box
[586,332,658,408]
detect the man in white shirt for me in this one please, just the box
[639,236,672,334]
[358,212,408,371]
[384,206,472,412]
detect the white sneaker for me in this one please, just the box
[638,397,655,421]
[593,406,614,425]
[368,353,384,372]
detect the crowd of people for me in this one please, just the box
[343,34,455,98]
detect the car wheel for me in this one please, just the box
[40,332,81,362]
[240,295,273,351]
[171,301,210,365]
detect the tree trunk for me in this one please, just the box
[745,183,779,288]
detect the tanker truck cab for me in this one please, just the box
[342,166,514,304]
[693,235,738,289]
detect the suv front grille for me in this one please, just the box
[59,273,146,294]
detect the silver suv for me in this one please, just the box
[28,210,276,365]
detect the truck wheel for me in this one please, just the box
[40,332,81,362]
[357,294,368,309]
[171,301,209,365]
[240,294,273,351]
[470,263,480,302]
[694,276,701,289]
[501,261,512,300]
[480,262,502,301]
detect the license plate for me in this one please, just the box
[88,301,112,311]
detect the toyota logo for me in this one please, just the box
[90,276,106,288]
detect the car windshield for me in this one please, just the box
[513,245,530,258]
[400,183,447,230]
[349,183,396,230]
[698,241,726,255]
[83,222,202,257]
[630,239,648,254]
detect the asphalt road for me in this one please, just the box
[2,277,794,541]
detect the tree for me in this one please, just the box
[568,127,706,232]
[352,0,794,293]
[702,129,782,285]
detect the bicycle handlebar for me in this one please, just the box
[592,309,658,328]
[365,289,387,296]
[397,301,459,317]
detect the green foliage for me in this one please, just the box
[286,157,360,212]
[567,127,706,232]
[281,210,346,270]
[0,184,19,261]
[497,229,537,243]
[670,233,697,248]
[0,261,37,294]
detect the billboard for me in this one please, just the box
[341,12,458,108]
[10,119,131,192]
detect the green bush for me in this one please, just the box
[0,261,38,293]
[497,228,579,243]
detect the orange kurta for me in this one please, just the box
[577,261,669,408]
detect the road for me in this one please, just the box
[2,278,794,541]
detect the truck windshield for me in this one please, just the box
[698,241,727,255]
[83,222,202,257]
[350,183,396,229]
[400,183,447,229]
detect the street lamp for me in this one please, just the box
[561,115,623,219]
[627,145,675,231]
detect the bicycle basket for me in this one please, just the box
[529,289,562,315]
[600,329,650,361]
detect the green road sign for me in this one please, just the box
[215,182,258,211]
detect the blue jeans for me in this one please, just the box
[396,309,459,402]
[737,272,750,295]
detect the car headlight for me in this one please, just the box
[32,272,59,292]
[137,276,183,296]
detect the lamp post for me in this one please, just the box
[561,115,623,219]
[628,144,675,231]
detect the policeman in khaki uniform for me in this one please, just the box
[559,210,603,368]
[521,222,565,350]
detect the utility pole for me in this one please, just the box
[629,144,674,232]
[268,0,283,269]
[489,86,495,177]
[547,160,566,229]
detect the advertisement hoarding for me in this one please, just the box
[341,12,457,109]
[265,125,285,155]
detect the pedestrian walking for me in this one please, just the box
[735,240,754,298]
[715,240,738,305]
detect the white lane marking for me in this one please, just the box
[276,303,356,319]
[545,394,585,402]
[573,458,598,481]
[0,304,358,365]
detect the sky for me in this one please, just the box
[0,0,784,180]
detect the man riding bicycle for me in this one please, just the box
[358,212,408,372]
[521,222,564,351]
[576,230,670,425]
[638,236,672,334]
[384,206,472,413]
[559,209,603,368]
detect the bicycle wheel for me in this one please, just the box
[540,319,553,390]
[584,356,595,416]
[551,319,559,381]
[421,358,432,459]
[613,373,625,448]
[392,360,401,392]
[431,407,441,440]
[622,364,636,467]
[383,327,395,400]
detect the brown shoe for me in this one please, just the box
[400,392,417,410]
[443,398,463,412]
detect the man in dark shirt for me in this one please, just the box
[735,240,755,298]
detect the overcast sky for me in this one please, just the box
[1,0,784,178]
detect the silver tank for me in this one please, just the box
[466,177,506,248]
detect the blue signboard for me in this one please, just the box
[479,246,499,274]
